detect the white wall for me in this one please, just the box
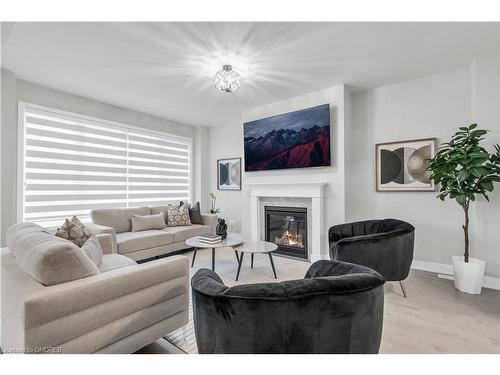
[208,85,349,256]
[348,54,500,278]
[0,70,17,247]
[0,70,208,246]
[207,54,499,278]
[194,126,210,210]
[469,53,500,278]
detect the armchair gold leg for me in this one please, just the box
[399,280,407,298]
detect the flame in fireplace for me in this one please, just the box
[275,230,304,248]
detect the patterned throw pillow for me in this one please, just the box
[180,201,204,225]
[167,203,192,227]
[55,216,93,247]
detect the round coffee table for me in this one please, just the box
[186,233,244,271]
[234,241,278,281]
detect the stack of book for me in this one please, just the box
[198,233,222,245]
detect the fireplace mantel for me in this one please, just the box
[246,182,327,261]
[246,182,326,198]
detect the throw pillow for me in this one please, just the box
[55,216,93,247]
[167,202,192,227]
[131,213,167,232]
[180,201,204,225]
[80,235,103,266]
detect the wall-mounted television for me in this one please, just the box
[243,104,331,172]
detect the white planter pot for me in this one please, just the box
[452,256,485,295]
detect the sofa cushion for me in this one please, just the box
[150,205,169,224]
[131,213,167,232]
[6,223,99,286]
[98,254,137,272]
[91,207,150,233]
[115,230,174,254]
[181,201,204,225]
[162,224,211,243]
[81,235,103,266]
[167,203,191,227]
[55,216,92,247]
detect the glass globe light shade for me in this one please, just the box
[214,65,240,93]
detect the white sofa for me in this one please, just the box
[1,222,189,354]
[89,206,216,261]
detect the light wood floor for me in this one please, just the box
[137,247,500,354]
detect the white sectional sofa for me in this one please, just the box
[89,206,217,261]
[1,222,189,354]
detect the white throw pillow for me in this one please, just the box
[131,212,167,232]
[81,235,103,266]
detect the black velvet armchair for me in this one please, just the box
[191,260,385,354]
[329,219,415,297]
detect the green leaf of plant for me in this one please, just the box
[457,169,468,181]
[471,129,488,137]
[481,180,494,192]
[455,195,466,206]
[428,125,499,206]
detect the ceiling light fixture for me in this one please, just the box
[214,64,240,93]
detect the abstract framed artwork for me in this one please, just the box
[217,158,242,190]
[376,138,436,192]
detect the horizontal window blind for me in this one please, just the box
[20,104,192,227]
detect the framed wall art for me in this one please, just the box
[243,104,331,171]
[376,138,436,192]
[217,157,241,190]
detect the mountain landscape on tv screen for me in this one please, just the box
[243,104,331,171]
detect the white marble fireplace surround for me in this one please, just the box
[247,182,327,262]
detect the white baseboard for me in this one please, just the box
[411,259,500,291]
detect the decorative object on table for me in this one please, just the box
[198,234,222,245]
[55,216,92,247]
[329,219,414,298]
[376,138,436,191]
[215,218,228,240]
[428,124,500,294]
[209,192,220,214]
[166,202,192,227]
[227,219,236,233]
[244,104,331,171]
[190,260,385,353]
[217,158,241,190]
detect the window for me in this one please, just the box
[18,102,192,227]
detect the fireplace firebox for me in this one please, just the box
[264,206,308,260]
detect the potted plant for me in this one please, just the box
[209,192,220,214]
[207,192,220,234]
[428,124,500,294]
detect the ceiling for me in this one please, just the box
[1,22,499,127]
